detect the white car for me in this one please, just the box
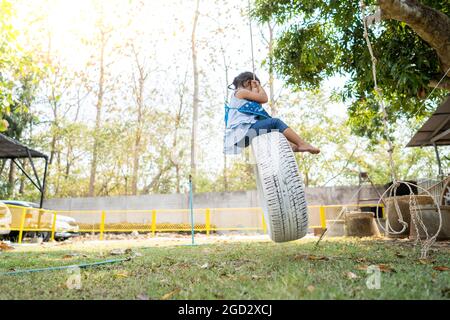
[1,200,79,241]
[0,202,12,236]
[54,215,79,239]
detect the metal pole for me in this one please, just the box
[189,175,195,245]
[40,157,48,209]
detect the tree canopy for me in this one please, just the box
[253,0,450,140]
[0,0,42,135]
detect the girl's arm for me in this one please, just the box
[236,81,269,104]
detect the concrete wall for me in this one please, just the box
[44,185,384,211]
[43,186,385,231]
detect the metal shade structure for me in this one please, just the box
[407,95,450,175]
[0,133,48,208]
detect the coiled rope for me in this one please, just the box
[360,1,444,259]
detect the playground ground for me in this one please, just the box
[0,235,449,300]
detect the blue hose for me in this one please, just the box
[0,257,129,276]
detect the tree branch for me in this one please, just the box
[428,78,450,91]
[378,0,450,72]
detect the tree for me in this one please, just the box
[190,0,201,186]
[253,0,450,140]
[0,0,42,197]
[128,42,153,195]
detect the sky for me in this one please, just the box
[10,0,354,180]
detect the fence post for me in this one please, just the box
[151,210,157,237]
[51,211,57,241]
[18,207,26,244]
[319,206,327,230]
[100,210,106,240]
[261,210,267,234]
[205,208,211,236]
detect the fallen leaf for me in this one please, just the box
[161,288,181,300]
[418,259,435,265]
[356,265,368,271]
[294,254,329,261]
[0,242,14,251]
[378,264,395,273]
[356,264,395,273]
[307,285,315,293]
[433,266,450,272]
[62,253,79,259]
[346,272,359,279]
[115,271,129,278]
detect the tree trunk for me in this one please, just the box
[131,115,142,196]
[222,50,229,192]
[89,30,107,197]
[131,51,146,196]
[190,0,201,186]
[18,160,25,194]
[176,164,181,193]
[8,160,15,196]
[378,0,450,75]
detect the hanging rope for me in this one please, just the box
[360,1,443,259]
[247,0,256,81]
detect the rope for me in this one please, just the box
[413,66,450,118]
[360,1,443,259]
[247,0,256,81]
[0,258,130,276]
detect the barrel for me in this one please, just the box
[344,211,380,237]
[409,205,450,241]
[385,195,434,238]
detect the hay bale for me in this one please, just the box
[409,205,450,241]
[344,211,380,237]
[385,195,434,238]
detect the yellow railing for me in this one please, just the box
[0,203,384,243]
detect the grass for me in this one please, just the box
[0,237,449,300]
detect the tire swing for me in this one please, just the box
[251,132,309,242]
[243,1,308,242]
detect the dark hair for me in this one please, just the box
[228,72,260,90]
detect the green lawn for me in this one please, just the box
[0,238,449,300]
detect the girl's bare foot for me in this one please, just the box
[293,144,320,154]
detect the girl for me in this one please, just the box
[224,71,320,155]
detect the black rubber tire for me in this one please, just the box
[251,132,309,242]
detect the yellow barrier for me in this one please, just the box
[3,203,384,242]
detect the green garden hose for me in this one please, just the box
[0,257,130,276]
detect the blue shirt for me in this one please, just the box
[223,92,258,154]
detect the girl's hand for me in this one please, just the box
[251,80,260,88]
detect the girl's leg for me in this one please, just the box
[283,128,320,154]
[250,118,320,154]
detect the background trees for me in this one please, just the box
[0,0,445,201]
[253,0,450,140]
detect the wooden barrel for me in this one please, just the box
[385,195,434,238]
[409,205,450,241]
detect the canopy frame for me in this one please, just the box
[407,95,450,176]
[0,134,48,208]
